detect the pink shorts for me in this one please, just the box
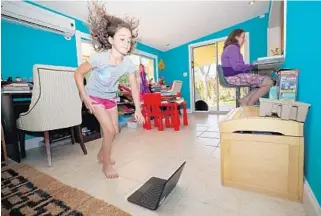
[225,73,266,87]
[89,96,117,110]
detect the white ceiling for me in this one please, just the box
[35,1,270,51]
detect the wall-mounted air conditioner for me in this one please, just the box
[1,1,76,39]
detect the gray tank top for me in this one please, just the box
[85,51,136,99]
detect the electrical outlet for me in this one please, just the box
[183,72,188,77]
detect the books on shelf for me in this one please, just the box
[118,84,135,116]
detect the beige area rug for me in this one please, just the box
[1,163,131,216]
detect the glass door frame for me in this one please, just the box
[188,33,250,114]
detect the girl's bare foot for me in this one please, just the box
[97,155,115,165]
[110,158,115,165]
[102,164,119,179]
[97,151,115,165]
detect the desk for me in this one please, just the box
[1,90,32,162]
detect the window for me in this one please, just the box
[79,37,156,85]
[80,40,96,80]
[123,54,155,85]
[81,40,96,63]
[129,54,155,79]
[141,57,155,80]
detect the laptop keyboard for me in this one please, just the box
[138,184,164,209]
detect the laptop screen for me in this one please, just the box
[171,81,182,93]
[158,162,186,203]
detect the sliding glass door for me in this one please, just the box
[192,43,219,112]
[191,37,248,114]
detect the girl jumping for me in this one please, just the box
[74,2,144,179]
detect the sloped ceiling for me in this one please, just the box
[35,0,270,51]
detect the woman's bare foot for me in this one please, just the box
[238,98,248,107]
[102,164,119,179]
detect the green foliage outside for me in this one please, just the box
[194,65,248,106]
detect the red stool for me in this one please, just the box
[142,93,176,131]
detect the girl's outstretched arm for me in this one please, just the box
[128,72,144,124]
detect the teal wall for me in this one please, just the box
[1,19,79,80]
[285,0,321,206]
[161,15,269,108]
[136,43,163,58]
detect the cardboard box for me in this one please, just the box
[259,98,310,122]
[127,116,139,129]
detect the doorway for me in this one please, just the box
[189,34,249,114]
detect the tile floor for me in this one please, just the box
[22,113,306,216]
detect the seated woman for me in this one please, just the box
[221,29,273,106]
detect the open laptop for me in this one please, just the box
[127,161,186,210]
[170,80,183,93]
[161,80,183,97]
[252,55,285,73]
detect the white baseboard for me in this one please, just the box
[304,180,321,216]
[25,137,43,150]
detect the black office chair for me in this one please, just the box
[217,65,249,107]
